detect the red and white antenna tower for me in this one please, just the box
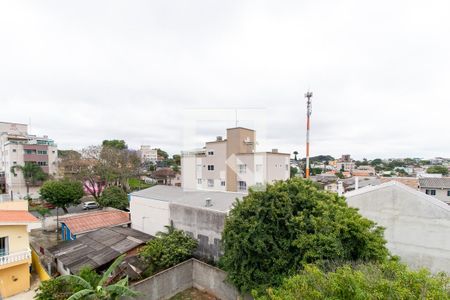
[305,91,313,178]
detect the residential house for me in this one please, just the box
[418,177,450,204]
[182,127,289,193]
[0,121,58,198]
[352,165,376,177]
[60,210,130,241]
[48,227,152,275]
[150,168,176,185]
[0,199,40,298]
[130,185,245,261]
[346,181,450,274]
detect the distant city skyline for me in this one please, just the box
[1,1,449,159]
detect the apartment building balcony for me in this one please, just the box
[0,249,31,268]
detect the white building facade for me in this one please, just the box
[181,127,290,193]
[0,122,58,198]
[139,145,158,163]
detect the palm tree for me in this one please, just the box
[10,162,47,198]
[293,151,299,161]
[56,255,139,300]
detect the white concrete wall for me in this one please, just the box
[346,182,450,274]
[130,195,170,236]
[181,155,197,190]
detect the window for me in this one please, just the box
[197,179,202,184]
[208,179,214,187]
[52,150,56,154]
[221,181,226,186]
[426,189,436,196]
[12,149,16,152]
[238,164,247,174]
[238,180,247,191]
[255,164,263,172]
[24,149,36,155]
[0,237,8,256]
[13,161,17,165]
[208,150,214,155]
[37,150,47,155]
[207,165,214,171]
[37,161,48,166]
[447,190,450,197]
[286,164,289,171]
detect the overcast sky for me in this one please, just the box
[1,1,449,160]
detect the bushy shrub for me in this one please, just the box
[255,260,450,300]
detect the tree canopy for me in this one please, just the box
[102,139,128,150]
[427,165,449,175]
[220,178,388,293]
[97,186,129,210]
[255,260,450,300]
[39,179,84,213]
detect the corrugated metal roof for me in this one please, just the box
[419,177,450,189]
[48,227,153,274]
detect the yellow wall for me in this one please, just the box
[0,200,28,211]
[0,262,30,298]
[0,225,29,253]
[31,248,50,281]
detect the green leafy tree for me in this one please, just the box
[35,255,139,300]
[40,179,84,213]
[139,225,198,275]
[172,154,181,165]
[220,178,388,293]
[255,260,450,300]
[427,165,449,176]
[370,158,383,166]
[102,139,128,150]
[10,162,47,197]
[290,166,298,178]
[156,148,169,160]
[98,186,128,210]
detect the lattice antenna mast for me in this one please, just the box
[305,91,313,178]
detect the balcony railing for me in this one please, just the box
[0,249,31,266]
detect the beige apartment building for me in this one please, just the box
[139,145,158,163]
[182,127,290,192]
[0,122,58,198]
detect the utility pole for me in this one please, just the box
[305,91,313,178]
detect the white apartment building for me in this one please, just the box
[139,145,158,163]
[0,122,58,198]
[182,127,290,193]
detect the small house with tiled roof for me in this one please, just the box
[60,210,130,241]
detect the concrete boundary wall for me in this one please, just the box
[131,259,243,300]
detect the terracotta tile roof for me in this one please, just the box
[0,210,39,223]
[380,177,419,190]
[61,210,130,235]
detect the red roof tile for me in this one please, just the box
[61,210,130,234]
[0,210,39,223]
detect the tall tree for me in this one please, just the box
[10,162,47,197]
[293,151,298,161]
[427,165,449,176]
[40,179,84,213]
[220,178,388,293]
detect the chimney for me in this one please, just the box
[272,149,278,153]
[216,136,223,141]
[205,198,212,207]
